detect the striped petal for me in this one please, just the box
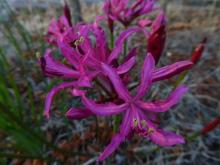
[135,53,155,99]
[44,82,77,118]
[138,85,188,112]
[98,109,132,161]
[40,49,80,78]
[82,95,128,116]
[149,129,185,146]
[66,108,93,120]
[101,63,131,100]
[152,61,193,82]
[117,56,136,75]
[107,27,141,63]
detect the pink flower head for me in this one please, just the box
[45,2,72,46]
[103,0,155,26]
[45,16,71,46]
[68,54,192,160]
[41,24,142,118]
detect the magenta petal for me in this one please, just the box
[124,47,137,62]
[140,0,155,15]
[149,129,185,146]
[151,11,166,33]
[59,42,80,69]
[65,108,93,120]
[98,109,132,161]
[72,89,86,96]
[101,63,131,100]
[138,18,152,27]
[119,108,132,136]
[135,53,155,99]
[98,134,125,161]
[92,24,109,61]
[40,49,80,78]
[44,82,77,118]
[138,85,188,112]
[153,61,193,82]
[82,95,128,116]
[117,56,136,75]
[107,27,141,63]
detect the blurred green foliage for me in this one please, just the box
[0,0,60,163]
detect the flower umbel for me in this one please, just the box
[81,54,188,160]
[40,0,206,162]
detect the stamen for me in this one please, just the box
[141,120,147,128]
[74,36,85,46]
[148,127,154,135]
[133,118,138,127]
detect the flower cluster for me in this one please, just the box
[40,0,206,161]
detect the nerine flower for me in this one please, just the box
[45,16,71,46]
[41,24,143,118]
[103,0,155,26]
[45,2,72,46]
[67,54,192,160]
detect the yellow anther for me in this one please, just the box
[148,128,154,135]
[133,119,138,127]
[141,120,147,127]
[79,36,84,42]
[74,36,84,46]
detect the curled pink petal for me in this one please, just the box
[98,134,125,161]
[138,85,188,112]
[66,108,93,120]
[152,61,193,82]
[138,18,152,27]
[40,49,80,78]
[44,82,77,119]
[72,89,86,96]
[149,129,185,146]
[135,53,155,99]
[117,56,136,75]
[101,63,131,100]
[82,95,128,116]
[59,42,80,69]
[108,27,141,63]
[46,15,70,46]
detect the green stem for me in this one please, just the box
[173,71,189,89]
[123,39,127,57]
[113,115,122,132]
[110,30,114,50]
[0,103,95,158]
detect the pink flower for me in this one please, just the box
[45,2,72,46]
[68,54,192,160]
[41,24,141,118]
[103,0,155,26]
[45,16,71,46]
